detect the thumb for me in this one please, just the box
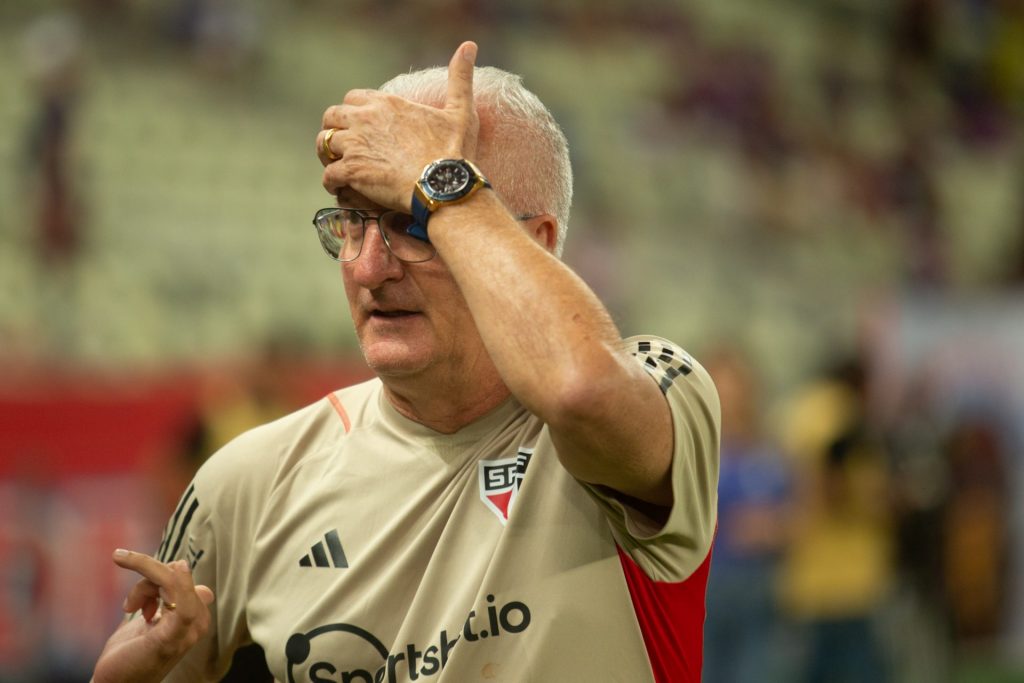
[195,585,216,606]
[445,41,477,115]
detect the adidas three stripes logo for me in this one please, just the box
[299,529,348,568]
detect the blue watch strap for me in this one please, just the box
[409,190,431,242]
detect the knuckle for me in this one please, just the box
[343,88,367,103]
[321,105,340,127]
[323,166,347,194]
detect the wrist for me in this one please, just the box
[409,158,491,241]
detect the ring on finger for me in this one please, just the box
[162,600,177,612]
[322,128,340,161]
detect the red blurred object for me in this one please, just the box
[0,360,372,480]
[0,371,198,480]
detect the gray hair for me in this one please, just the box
[380,65,573,256]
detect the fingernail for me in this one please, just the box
[122,597,129,611]
[114,549,129,558]
[462,43,477,63]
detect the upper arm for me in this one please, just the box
[548,337,716,508]
[563,337,721,580]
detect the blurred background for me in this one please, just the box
[1,0,1022,681]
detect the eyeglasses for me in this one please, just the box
[311,207,543,263]
[312,208,436,263]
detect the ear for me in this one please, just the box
[523,214,559,254]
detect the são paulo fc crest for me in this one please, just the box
[478,447,533,525]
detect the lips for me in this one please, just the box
[365,302,423,321]
[370,310,418,319]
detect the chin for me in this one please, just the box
[359,338,433,378]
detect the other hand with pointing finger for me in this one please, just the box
[92,550,215,683]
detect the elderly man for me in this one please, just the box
[93,42,719,683]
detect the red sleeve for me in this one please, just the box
[617,543,714,683]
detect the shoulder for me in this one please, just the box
[323,377,383,432]
[193,378,382,509]
[623,334,718,409]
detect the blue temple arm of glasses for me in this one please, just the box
[403,212,538,244]
[406,220,431,243]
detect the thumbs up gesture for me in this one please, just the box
[318,41,481,211]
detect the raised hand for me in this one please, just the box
[317,41,481,211]
[92,550,215,683]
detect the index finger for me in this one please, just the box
[112,548,177,588]
[445,41,477,115]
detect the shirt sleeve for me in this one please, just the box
[156,428,272,681]
[584,335,721,582]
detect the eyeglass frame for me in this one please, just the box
[311,207,542,263]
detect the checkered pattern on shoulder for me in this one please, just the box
[629,338,694,394]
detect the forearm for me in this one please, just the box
[428,191,674,502]
[428,192,629,414]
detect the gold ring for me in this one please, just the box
[323,128,340,161]
[163,601,177,612]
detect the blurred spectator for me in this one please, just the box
[779,356,893,683]
[662,41,789,166]
[882,136,949,287]
[942,414,1010,644]
[0,478,50,683]
[149,349,295,511]
[21,12,85,269]
[885,374,954,681]
[1007,169,1024,284]
[166,0,262,77]
[987,1,1024,111]
[703,349,794,683]
[19,12,88,362]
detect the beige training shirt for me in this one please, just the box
[157,335,719,683]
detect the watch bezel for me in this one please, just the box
[419,159,480,203]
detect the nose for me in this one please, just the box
[347,223,404,288]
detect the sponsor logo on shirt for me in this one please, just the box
[299,529,349,569]
[284,595,532,683]
[478,447,532,524]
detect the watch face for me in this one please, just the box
[425,160,471,197]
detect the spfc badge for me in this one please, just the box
[479,447,533,524]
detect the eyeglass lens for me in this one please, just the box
[313,209,434,263]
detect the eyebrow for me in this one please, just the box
[334,191,391,214]
[333,189,360,206]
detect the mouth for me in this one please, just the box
[368,309,420,320]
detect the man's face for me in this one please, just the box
[338,192,485,380]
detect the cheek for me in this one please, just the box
[433,294,480,349]
[341,268,362,313]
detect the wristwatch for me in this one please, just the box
[409,158,491,241]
